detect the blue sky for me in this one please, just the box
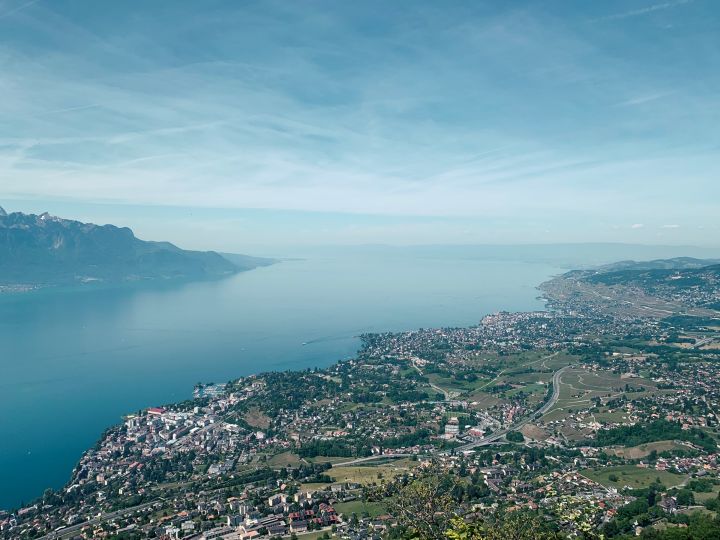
[1,0,719,251]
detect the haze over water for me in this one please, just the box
[0,254,559,509]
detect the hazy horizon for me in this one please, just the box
[3,199,720,256]
[4,200,720,267]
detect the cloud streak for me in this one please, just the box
[0,0,40,20]
[592,0,694,22]
[0,0,718,246]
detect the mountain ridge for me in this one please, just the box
[0,209,274,290]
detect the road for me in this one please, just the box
[326,362,568,464]
[37,364,571,537]
[333,453,414,467]
[37,500,160,540]
[448,364,571,453]
[694,336,716,349]
[411,358,459,400]
[477,351,560,391]
[536,364,568,416]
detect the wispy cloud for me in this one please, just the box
[37,104,102,116]
[593,0,694,22]
[0,0,40,20]
[0,0,718,246]
[616,92,674,107]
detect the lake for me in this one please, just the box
[0,254,560,509]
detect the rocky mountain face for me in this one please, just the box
[0,208,271,288]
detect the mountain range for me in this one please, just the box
[0,206,275,289]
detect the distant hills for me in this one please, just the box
[0,207,275,290]
[580,258,720,287]
[583,259,720,307]
[547,257,720,315]
[270,243,720,268]
[596,257,720,272]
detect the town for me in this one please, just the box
[3,263,720,540]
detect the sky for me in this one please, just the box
[0,0,719,252]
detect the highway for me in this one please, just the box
[341,363,572,460]
[536,364,569,416]
[448,364,571,453]
[333,453,414,467]
[694,336,716,349]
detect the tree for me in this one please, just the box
[603,520,619,537]
[506,431,525,443]
[445,512,564,540]
[676,489,695,507]
[388,474,456,540]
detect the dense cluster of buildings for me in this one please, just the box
[4,270,719,539]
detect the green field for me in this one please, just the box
[334,500,388,518]
[694,486,720,503]
[330,463,411,484]
[305,456,356,465]
[607,440,692,459]
[544,367,660,417]
[268,451,303,467]
[299,481,333,491]
[593,409,631,423]
[464,392,503,408]
[582,465,687,489]
[301,460,415,490]
[507,382,546,397]
[505,372,551,384]
[426,373,481,395]
[461,351,576,401]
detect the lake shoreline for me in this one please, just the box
[0,256,560,509]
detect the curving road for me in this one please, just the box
[448,364,571,453]
[536,364,569,417]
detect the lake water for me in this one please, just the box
[0,255,560,509]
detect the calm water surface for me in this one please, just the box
[0,255,560,508]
